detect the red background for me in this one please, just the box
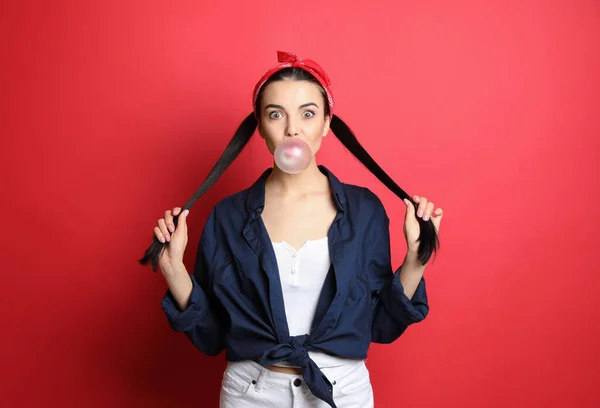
[2,1,599,407]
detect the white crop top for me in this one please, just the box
[271,237,362,368]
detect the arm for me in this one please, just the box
[367,200,430,344]
[398,247,427,300]
[160,208,227,356]
[162,262,193,311]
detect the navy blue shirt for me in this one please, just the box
[162,165,429,407]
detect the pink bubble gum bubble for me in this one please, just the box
[274,138,312,174]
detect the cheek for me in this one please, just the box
[309,135,323,153]
[306,123,326,153]
[264,137,278,155]
[259,125,282,154]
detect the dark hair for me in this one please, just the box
[139,68,439,271]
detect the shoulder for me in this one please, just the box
[205,188,249,225]
[214,189,248,213]
[340,182,390,247]
[197,188,250,241]
[341,181,387,216]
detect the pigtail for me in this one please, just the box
[330,114,439,265]
[139,112,258,272]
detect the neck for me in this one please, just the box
[266,158,328,197]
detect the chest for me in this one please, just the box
[261,193,338,250]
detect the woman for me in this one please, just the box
[140,51,444,407]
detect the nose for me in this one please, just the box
[285,117,299,137]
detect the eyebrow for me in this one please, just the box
[264,102,319,111]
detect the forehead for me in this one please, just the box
[260,80,324,108]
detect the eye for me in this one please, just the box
[269,111,283,119]
[302,110,315,118]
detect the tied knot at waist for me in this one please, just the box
[257,335,337,408]
[259,335,310,368]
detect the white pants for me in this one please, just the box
[219,359,374,408]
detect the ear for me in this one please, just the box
[322,116,331,137]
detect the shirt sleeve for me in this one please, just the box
[366,195,430,344]
[160,208,227,356]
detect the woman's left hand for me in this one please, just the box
[403,195,444,252]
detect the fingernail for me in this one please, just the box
[184,210,189,216]
[418,210,423,217]
[424,214,429,221]
[166,235,170,242]
[169,225,174,232]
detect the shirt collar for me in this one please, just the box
[245,165,347,214]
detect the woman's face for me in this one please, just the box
[257,80,330,158]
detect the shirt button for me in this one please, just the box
[294,378,302,387]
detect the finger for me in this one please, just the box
[417,197,428,218]
[165,210,174,233]
[158,218,170,242]
[154,226,166,243]
[423,202,434,221]
[403,199,417,225]
[432,213,442,230]
[171,207,183,233]
[432,208,443,230]
[403,198,416,215]
[175,209,189,235]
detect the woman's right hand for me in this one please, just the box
[154,207,189,277]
